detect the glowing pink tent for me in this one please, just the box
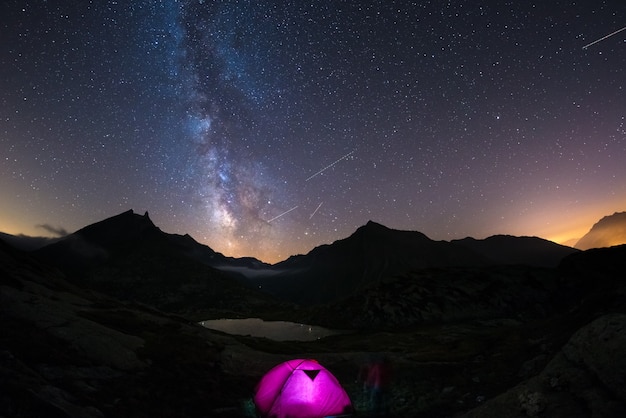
[254,359,353,418]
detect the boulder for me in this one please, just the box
[463,314,626,417]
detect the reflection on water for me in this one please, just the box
[200,318,343,341]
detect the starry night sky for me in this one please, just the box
[1,1,625,263]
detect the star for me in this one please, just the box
[1,1,625,263]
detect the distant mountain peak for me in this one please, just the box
[69,209,160,246]
[347,221,432,245]
[575,211,626,250]
[598,211,626,223]
[361,220,390,231]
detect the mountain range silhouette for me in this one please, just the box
[24,210,578,305]
[1,209,626,416]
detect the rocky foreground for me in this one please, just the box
[2,231,626,416]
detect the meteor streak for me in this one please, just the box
[582,25,626,49]
[266,206,298,223]
[305,150,355,181]
[309,202,323,219]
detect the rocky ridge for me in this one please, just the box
[1,212,625,417]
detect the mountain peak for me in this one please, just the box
[72,209,159,245]
[354,221,431,243]
[575,211,626,250]
[362,220,390,231]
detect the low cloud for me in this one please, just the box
[36,224,69,237]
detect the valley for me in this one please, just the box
[1,210,625,417]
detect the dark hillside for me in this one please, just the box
[32,210,288,320]
[453,234,578,267]
[3,217,626,417]
[262,221,489,304]
[0,238,255,417]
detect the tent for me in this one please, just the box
[254,359,353,418]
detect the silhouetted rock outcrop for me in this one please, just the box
[465,314,626,417]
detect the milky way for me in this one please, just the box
[1,1,625,262]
